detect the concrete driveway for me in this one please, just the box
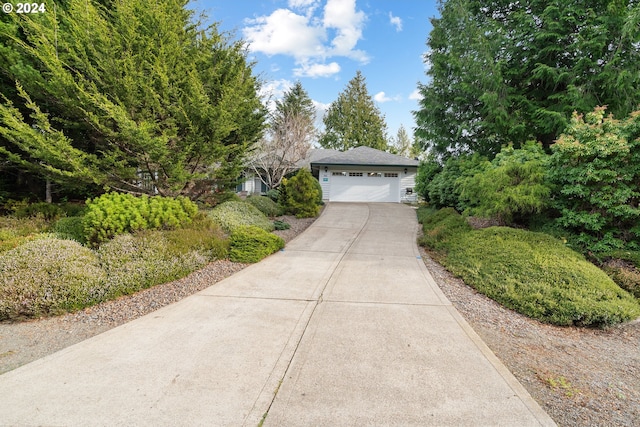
[0,203,555,426]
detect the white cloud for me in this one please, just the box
[258,79,293,111]
[243,9,324,59]
[242,0,369,76]
[294,61,341,78]
[409,89,423,101]
[389,12,402,32]
[374,91,400,103]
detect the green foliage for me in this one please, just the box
[51,216,86,244]
[208,200,274,233]
[459,142,551,225]
[414,157,442,202]
[319,71,388,151]
[246,195,283,217]
[273,220,290,230]
[162,216,229,261]
[414,0,640,157]
[281,169,320,218]
[83,192,199,246]
[229,225,284,263]
[425,154,487,211]
[14,202,64,221]
[548,107,640,252]
[602,262,640,300]
[265,189,280,202]
[417,208,640,327]
[417,207,471,252]
[0,0,266,199]
[0,237,106,319]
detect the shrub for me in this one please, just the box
[83,192,199,246]
[459,142,551,225]
[548,107,640,252]
[208,200,274,233]
[0,216,50,253]
[246,195,283,217]
[417,207,471,252]
[0,237,106,319]
[273,220,290,230]
[414,156,443,202]
[265,189,280,203]
[162,215,229,261]
[14,202,64,221]
[426,153,487,211]
[97,232,208,299]
[281,168,320,218]
[602,261,640,299]
[51,216,86,244]
[442,227,640,327]
[229,225,284,263]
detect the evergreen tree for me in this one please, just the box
[0,0,266,200]
[414,0,640,158]
[319,71,388,151]
[390,125,414,157]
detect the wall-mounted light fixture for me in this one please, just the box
[324,166,328,173]
[404,168,408,174]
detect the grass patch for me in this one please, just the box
[417,208,640,327]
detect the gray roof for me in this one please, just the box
[311,146,419,167]
[296,148,342,169]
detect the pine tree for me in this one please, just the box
[319,71,388,151]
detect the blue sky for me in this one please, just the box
[188,0,439,142]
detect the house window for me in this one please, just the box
[367,172,383,177]
[384,173,399,178]
[332,171,347,176]
[349,172,363,177]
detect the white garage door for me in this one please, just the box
[330,171,400,202]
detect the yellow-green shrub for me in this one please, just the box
[229,225,284,263]
[208,200,274,233]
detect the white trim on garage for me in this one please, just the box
[318,166,415,203]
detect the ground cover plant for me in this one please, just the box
[208,200,274,233]
[417,207,640,327]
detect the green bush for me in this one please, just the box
[442,227,640,327]
[51,216,86,244]
[265,189,280,203]
[548,107,640,252]
[417,207,471,252]
[273,220,290,230]
[14,202,64,221]
[83,192,199,246]
[414,156,443,202]
[208,200,274,233]
[229,225,284,263]
[162,215,229,261]
[0,237,106,319]
[97,232,208,299]
[281,168,320,218]
[426,153,487,211]
[246,195,283,217]
[459,142,551,225]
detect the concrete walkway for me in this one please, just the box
[0,203,556,426]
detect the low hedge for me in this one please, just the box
[229,225,284,263]
[0,237,106,319]
[208,201,274,233]
[417,208,640,327]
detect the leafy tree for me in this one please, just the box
[414,0,640,158]
[459,142,551,225]
[0,0,265,201]
[414,155,442,202]
[548,106,640,252]
[319,71,388,151]
[426,153,487,211]
[251,81,316,190]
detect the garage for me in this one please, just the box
[328,171,400,203]
[310,146,419,203]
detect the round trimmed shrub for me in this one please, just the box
[229,225,284,263]
[0,237,106,319]
[246,195,283,217]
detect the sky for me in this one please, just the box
[188,0,439,143]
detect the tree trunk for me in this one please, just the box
[45,178,52,203]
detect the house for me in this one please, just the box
[310,146,419,203]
